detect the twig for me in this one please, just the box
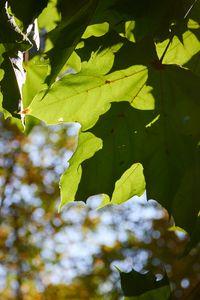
[184,0,199,19]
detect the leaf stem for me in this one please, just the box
[159,0,199,63]
[184,0,199,19]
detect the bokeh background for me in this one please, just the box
[0,115,199,300]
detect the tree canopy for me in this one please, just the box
[0,0,200,299]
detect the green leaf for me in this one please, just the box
[63,51,81,74]
[107,0,186,41]
[124,286,171,300]
[77,32,157,71]
[82,22,109,39]
[0,48,24,123]
[22,55,49,132]
[0,46,9,117]
[74,102,152,203]
[28,50,148,130]
[38,0,60,32]
[120,269,171,299]
[186,0,200,28]
[0,44,5,83]
[184,215,200,254]
[28,33,200,234]
[111,163,145,204]
[45,0,99,85]
[184,50,200,77]
[0,54,21,116]
[9,0,48,28]
[143,65,200,233]
[22,55,49,108]
[0,0,32,52]
[172,162,200,236]
[60,64,200,234]
[59,132,102,209]
[77,29,125,65]
[0,44,6,65]
[0,68,4,82]
[156,30,200,66]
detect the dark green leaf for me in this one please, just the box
[8,0,48,28]
[0,0,32,52]
[184,215,200,254]
[0,53,21,117]
[69,65,200,234]
[120,269,171,299]
[145,66,200,234]
[45,0,99,85]
[75,102,153,202]
[184,50,200,77]
[98,0,185,41]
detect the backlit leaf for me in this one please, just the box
[59,132,102,209]
[28,50,148,130]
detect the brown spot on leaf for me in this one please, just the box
[18,107,31,115]
[105,80,111,84]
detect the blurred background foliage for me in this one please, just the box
[0,115,199,300]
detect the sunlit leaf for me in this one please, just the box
[82,22,109,39]
[59,64,200,235]
[156,30,200,66]
[73,102,153,203]
[111,163,145,204]
[28,49,148,130]
[59,132,102,209]
[23,55,49,108]
[38,0,60,32]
